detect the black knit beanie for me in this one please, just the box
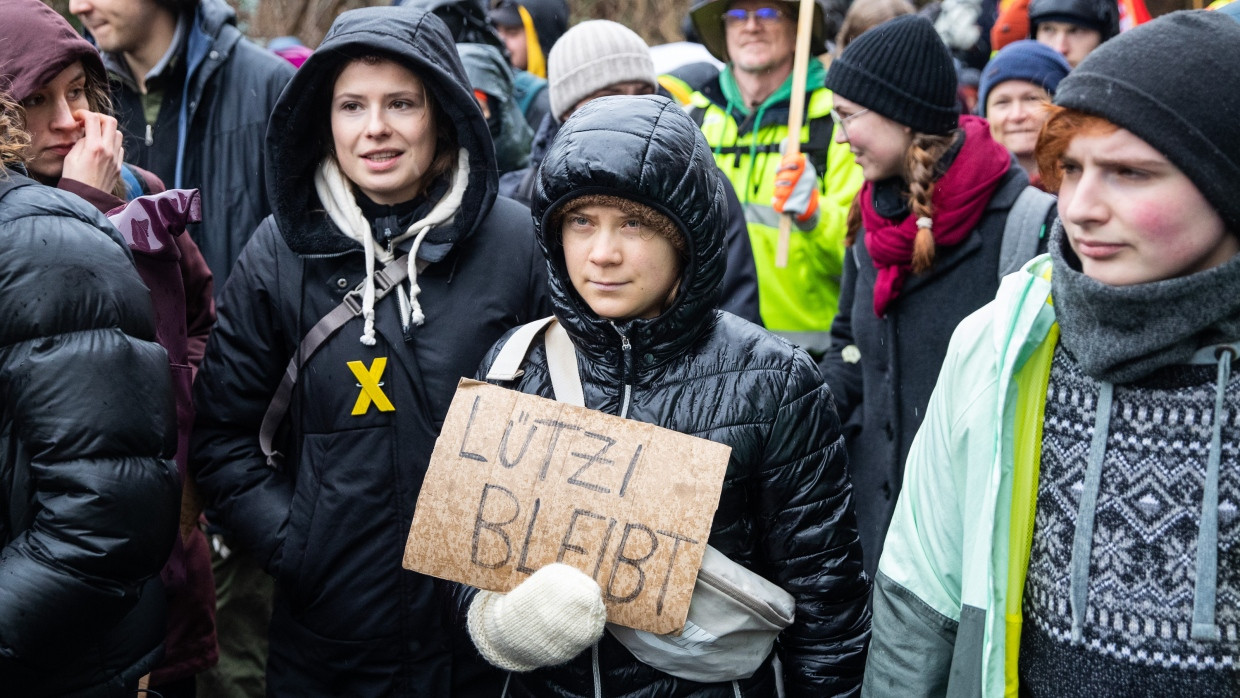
[824,15,958,135]
[1028,0,1120,40]
[1054,11,1240,232]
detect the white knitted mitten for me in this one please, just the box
[467,563,607,672]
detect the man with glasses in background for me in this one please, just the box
[686,0,861,356]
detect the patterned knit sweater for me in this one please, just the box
[1020,345,1240,697]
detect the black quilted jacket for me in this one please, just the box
[0,171,180,697]
[190,8,549,696]
[459,96,871,698]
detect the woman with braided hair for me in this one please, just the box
[817,14,1051,576]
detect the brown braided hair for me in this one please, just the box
[844,191,862,248]
[901,131,955,273]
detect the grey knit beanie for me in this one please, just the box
[824,14,959,135]
[1054,11,1240,232]
[547,20,656,122]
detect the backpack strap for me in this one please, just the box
[998,186,1056,281]
[486,316,584,408]
[544,321,583,408]
[487,316,556,381]
[259,254,427,467]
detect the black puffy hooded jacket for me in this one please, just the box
[0,171,180,697]
[462,96,871,697]
[190,7,548,696]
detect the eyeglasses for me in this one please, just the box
[722,7,786,26]
[830,108,870,140]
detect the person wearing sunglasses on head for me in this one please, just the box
[817,15,1054,578]
[686,0,863,359]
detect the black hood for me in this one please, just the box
[265,5,497,262]
[532,95,727,376]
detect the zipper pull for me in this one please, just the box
[144,123,154,146]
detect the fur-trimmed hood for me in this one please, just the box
[265,5,497,263]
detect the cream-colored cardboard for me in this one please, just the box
[403,379,731,634]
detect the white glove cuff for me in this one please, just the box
[466,564,607,673]
[468,590,539,672]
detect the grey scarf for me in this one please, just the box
[1050,220,1240,383]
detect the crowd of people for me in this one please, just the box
[0,0,1237,696]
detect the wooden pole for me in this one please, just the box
[775,0,817,268]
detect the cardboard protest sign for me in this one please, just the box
[404,379,731,634]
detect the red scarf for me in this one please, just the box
[862,115,1011,316]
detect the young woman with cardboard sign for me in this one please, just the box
[455,94,870,697]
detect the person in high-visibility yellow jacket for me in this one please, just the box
[688,0,862,354]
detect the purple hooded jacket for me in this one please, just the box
[0,0,219,683]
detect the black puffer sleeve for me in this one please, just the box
[0,186,179,665]
[191,217,293,572]
[760,350,871,697]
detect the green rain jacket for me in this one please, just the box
[864,254,1059,698]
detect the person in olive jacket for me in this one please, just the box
[456,95,871,697]
[189,6,549,696]
[0,92,181,697]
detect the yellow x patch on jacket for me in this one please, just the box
[348,358,395,415]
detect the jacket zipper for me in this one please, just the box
[695,564,793,627]
[613,324,633,419]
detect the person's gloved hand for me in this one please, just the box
[772,151,820,231]
[467,563,606,672]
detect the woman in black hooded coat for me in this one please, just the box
[190,6,548,695]
[456,95,871,697]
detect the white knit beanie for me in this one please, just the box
[547,20,657,122]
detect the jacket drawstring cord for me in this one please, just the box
[401,225,432,330]
[591,642,602,698]
[358,231,380,345]
[1191,345,1234,641]
[315,149,471,345]
[1068,380,1113,644]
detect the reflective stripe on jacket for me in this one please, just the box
[864,255,1058,697]
[689,83,862,344]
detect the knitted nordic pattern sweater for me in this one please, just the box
[1021,347,1240,695]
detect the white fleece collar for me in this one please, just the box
[314,148,471,344]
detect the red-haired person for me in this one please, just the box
[866,12,1240,697]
